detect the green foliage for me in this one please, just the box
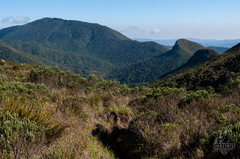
[0,95,66,140]
[178,90,210,108]
[0,18,169,78]
[0,110,45,158]
[216,114,229,123]
[0,43,57,67]
[106,39,205,84]
[151,49,219,84]
[157,43,240,94]
[120,106,129,116]
[162,123,180,131]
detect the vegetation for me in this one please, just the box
[155,43,240,93]
[106,39,206,84]
[0,18,169,77]
[1,41,240,158]
[207,46,229,54]
[1,18,240,158]
[150,49,219,84]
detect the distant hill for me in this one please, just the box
[106,39,206,84]
[0,18,169,76]
[207,46,229,54]
[134,38,240,48]
[150,49,219,83]
[155,43,240,92]
[0,43,57,66]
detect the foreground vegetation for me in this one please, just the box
[1,48,240,158]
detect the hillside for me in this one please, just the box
[150,49,219,83]
[106,39,206,84]
[0,39,115,76]
[0,18,169,76]
[0,43,58,66]
[1,57,240,158]
[155,42,240,93]
[207,46,229,54]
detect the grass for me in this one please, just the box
[1,60,240,158]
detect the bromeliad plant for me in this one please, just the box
[0,93,66,141]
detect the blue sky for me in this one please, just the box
[1,0,240,40]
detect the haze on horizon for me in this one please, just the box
[1,0,240,40]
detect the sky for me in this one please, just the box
[1,0,240,40]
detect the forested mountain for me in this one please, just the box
[155,42,240,92]
[0,18,169,76]
[150,48,219,83]
[0,43,57,66]
[106,39,206,84]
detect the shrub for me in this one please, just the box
[120,106,129,116]
[0,110,45,158]
[204,122,240,157]
[178,90,210,108]
[0,95,66,141]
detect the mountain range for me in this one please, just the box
[0,17,234,85]
[105,39,206,84]
[150,48,219,84]
[2,17,240,159]
[155,42,240,92]
[134,38,240,48]
[0,18,169,76]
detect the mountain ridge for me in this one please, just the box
[0,18,169,76]
[106,39,206,84]
[155,42,240,92]
[150,48,219,83]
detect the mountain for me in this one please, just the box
[106,39,206,84]
[206,46,229,54]
[0,18,169,76]
[0,39,115,76]
[150,49,219,83]
[134,38,240,48]
[155,43,240,92]
[0,43,57,66]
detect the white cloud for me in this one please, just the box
[151,29,161,34]
[1,16,13,23]
[144,28,151,32]
[13,16,29,24]
[143,28,162,34]
[118,26,138,32]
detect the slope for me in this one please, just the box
[106,39,205,84]
[155,43,240,92]
[207,46,229,54]
[0,18,169,76]
[150,49,219,83]
[0,39,114,76]
[0,43,57,66]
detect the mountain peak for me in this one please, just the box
[173,39,205,53]
[165,39,206,58]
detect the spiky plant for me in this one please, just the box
[0,94,67,141]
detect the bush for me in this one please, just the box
[0,110,45,158]
[0,95,66,141]
[178,90,210,108]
